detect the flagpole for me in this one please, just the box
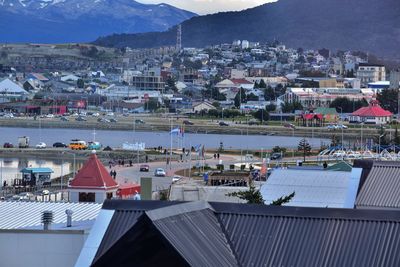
[170,118,172,170]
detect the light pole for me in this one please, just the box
[378,133,385,157]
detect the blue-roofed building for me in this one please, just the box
[20,167,54,186]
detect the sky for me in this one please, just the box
[137,0,275,15]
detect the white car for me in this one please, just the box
[46,114,54,118]
[106,112,115,117]
[3,113,14,118]
[36,142,47,149]
[337,124,348,129]
[172,175,182,183]
[154,168,166,177]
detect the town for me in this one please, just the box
[1,38,400,267]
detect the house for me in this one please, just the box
[61,74,80,82]
[260,168,362,208]
[26,73,49,83]
[0,78,29,103]
[349,100,392,124]
[77,200,400,267]
[20,167,53,187]
[192,101,216,114]
[68,151,119,203]
[313,107,339,122]
[356,161,400,210]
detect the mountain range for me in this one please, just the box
[94,0,400,60]
[0,0,196,43]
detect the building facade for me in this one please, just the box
[357,63,386,86]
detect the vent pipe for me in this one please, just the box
[65,209,74,227]
[42,210,54,230]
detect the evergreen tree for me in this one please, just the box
[234,87,247,108]
[77,78,84,89]
[270,192,295,206]
[258,79,267,88]
[393,126,400,146]
[298,138,312,162]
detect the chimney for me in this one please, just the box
[42,210,54,230]
[65,209,74,227]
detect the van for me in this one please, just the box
[69,140,88,150]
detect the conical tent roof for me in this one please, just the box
[69,152,118,190]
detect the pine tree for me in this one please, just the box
[298,138,312,162]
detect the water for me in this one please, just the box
[0,127,328,150]
[0,157,71,185]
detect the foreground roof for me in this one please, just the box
[356,161,400,209]
[0,201,101,230]
[77,200,400,267]
[69,152,118,190]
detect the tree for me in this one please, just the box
[264,86,275,101]
[377,89,398,114]
[298,138,312,162]
[234,87,247,108]
[226,182,264,204]
[270,192,295,206]
[272,146,287,154]
[246,93,259,101]
[265,104,276,112]
[253,109,269,122]
[77,79,84,89]
[146,98,159,112]
[258,79,267,88]
[393,126,400,146]
[281,101,303,113]
[330,97,368,113]
[166,77,177,92]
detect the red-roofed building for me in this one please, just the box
[349,100,393,124]
[68,152,119,203]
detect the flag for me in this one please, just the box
[170,127,180,135]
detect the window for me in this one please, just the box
[79,192,95,202]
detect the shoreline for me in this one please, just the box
[0,117,382,139]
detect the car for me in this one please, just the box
[106,112,115,117]
[42,190,50,195]
[219,121,229,126]
[122,113,130,117]
[337,124,348,129]
[140,164,150,172]
[172,175,182,183]
[60,117,69,121]
[3,142,13,148]
[154,168,166,177]
[45,114,54,118]
[75,116,87,121]
[248,119,260,125]
[98,118,110,123]
[326,124,338,130]
[270,153,282,160]
[110,118,118,123]
[53,142,67,148]
[36,142,47,149]
[284,123,296,129]
[135,119,145,124]
[92,112,100,117]
[3,113,14,118]
[183,120,194,125]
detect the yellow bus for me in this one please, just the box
[69,140,88,150]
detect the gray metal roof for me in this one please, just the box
[86,200,400,267]
[356,161,400,209]
[148,203,238,267]
[261,169,361,208]
[0,201,101,229]
[0,78,28,94]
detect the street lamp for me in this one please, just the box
[378,133,385,157]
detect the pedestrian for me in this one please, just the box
[122,160,125,166]
[217,153,220,159]
[110,170,113,177]
[145,155,148,162]
[180,154,183,161]
[214,154,216,159]
[113,170,117,179]
[129,160,133,167]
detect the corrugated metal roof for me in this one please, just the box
[0,201,101,229]
[87,200,400,267]
[20,167,54,173]
[261,169,359,208]
[356,161,400,209]
[214,204,400,267]
[147,202,238,267]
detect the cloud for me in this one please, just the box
[137,0,275,15]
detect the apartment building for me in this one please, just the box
[356,63,386,86]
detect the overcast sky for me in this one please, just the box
[137,0,275,15]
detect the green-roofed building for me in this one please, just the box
[326,161,353,172]
[314,107,339,122]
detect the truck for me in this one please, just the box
[18,136,30,148]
